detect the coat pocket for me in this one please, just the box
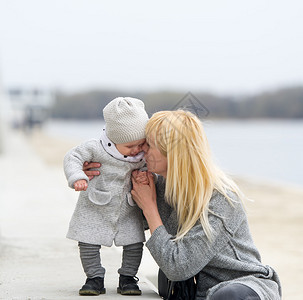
[88,188,111,205]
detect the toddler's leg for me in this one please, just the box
[118,242,143,276]
[117,242,143,295]
[78,242,105,278]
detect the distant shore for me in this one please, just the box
[27,128,303,300]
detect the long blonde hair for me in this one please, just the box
[146,110,243,241]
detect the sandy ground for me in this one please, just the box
[1,128,303,299]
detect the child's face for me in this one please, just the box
[115,138,146,157]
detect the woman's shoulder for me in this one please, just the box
[211,189,242,203]
[210,189,247,233]
[209,189,244,216]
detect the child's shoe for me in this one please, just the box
[79,277,106,295]
[117,275,142,295]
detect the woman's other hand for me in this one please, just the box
[131,170,156,211]
[131,170,163,233]
[83,161,101,180]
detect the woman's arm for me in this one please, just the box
[145,193,245,282]
[131,170,163,234]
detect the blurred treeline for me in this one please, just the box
[50,86,303,119]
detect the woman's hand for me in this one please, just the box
[131,170,163,233]
[131,170,156,210]
[83,161,101,180]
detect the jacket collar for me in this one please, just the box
[100,128,145,163]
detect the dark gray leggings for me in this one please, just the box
[210,283,261,300]
[78,242,143,279]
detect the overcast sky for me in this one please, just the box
[0,0,302,95]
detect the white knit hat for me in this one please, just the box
[103,97,149,144]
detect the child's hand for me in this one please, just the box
[134,170,149,185]
[74,179,88,191]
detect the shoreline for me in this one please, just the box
[28,126,303,190]
[26,127,303,299]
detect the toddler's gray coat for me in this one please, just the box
[63,139,146,246]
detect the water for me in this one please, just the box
[203,119,303,187]
[44,119,303,187]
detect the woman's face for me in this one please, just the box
[143,136,167,177]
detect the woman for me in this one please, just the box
[84,110,281,299]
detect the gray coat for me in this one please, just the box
[146,176,282,300]
[63,139,145,246]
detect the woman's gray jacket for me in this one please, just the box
[63,139,145,246]
[146,176,282,300]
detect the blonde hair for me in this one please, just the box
[145,110,243,241]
